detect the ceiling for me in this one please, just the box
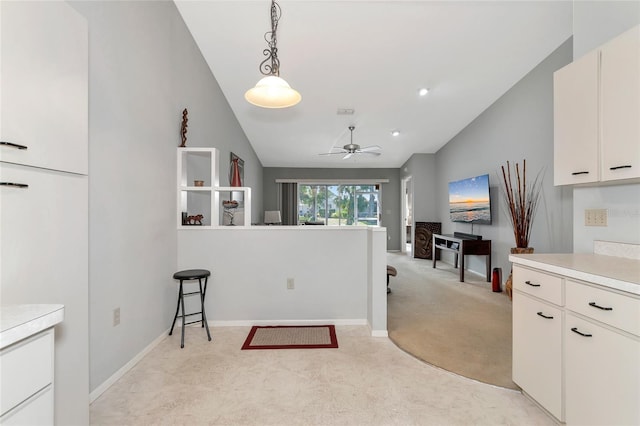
[175,0,572,168]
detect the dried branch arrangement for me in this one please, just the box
[500,159,543,248]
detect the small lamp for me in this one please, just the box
[264,210,282,225]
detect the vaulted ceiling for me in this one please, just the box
[175,1,572,168]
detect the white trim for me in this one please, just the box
[89,329,168,403]
[209,319,368,327]
[275,178,389,184]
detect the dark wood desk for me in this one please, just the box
[432,233,491,282]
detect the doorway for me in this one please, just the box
[401,176,413,255]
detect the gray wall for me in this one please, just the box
[69,1,262,393]
[428,38,574,280]
[570,2,640,253]
[400,154,438,223]
[263,167,401,250]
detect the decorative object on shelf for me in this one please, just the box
[222,200,239,226]
[499,159,543,299]
[194,180,204,187]
[185,214,204,225]
[244,0,301,108]
[264,210,282,225]
[230,152,244,187]
[179,108,188,147]
[182,211,188,225]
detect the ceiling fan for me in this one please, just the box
[319,126,382,160]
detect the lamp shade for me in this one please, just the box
[264,210,282,224]
[245,76,301,108]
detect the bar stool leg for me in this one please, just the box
[199,277,212,341]
[179,281,186,348]
[169,282,182,336]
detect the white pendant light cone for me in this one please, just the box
[245,75,301,108]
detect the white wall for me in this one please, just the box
[573,1,640,58]
[570,2,640,253]
[69,1,263,392]
[177,227,387,334]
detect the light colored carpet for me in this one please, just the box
[386,252,518,390]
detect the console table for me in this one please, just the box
[432,233,491,282]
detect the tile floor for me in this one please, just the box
[90,326,554,425]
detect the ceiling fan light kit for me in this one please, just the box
[245,0,301,109]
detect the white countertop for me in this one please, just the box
[0,304,64,349]
[509,253,640,296]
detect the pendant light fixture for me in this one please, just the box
[245,0,301,108]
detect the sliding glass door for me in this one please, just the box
[298,184,380,226]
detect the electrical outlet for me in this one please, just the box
[287,278,295,290]
[585,209,608,227]
[113,307,120,326]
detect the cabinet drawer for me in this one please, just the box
[513,265,563,305]
[0,385,53,426]
[566,280,640,336]
[0,329,53,416]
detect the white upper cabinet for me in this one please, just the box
[600,26,640,182]
[0,1,88,175]
[554,25,640,186]
[553,51,599,185]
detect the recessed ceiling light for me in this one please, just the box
[419,88,429,96]
[391,130,400,137]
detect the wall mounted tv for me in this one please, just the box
[448,174,492,224]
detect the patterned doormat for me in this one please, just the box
[241,325,338,350]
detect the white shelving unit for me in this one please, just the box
[177,147,251,228]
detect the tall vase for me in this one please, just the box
[230,158,242,187]
[505,247,534,300]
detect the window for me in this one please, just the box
[298,184,380,226]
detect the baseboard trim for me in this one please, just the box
[209,319,368,327]
[89,328,169,404]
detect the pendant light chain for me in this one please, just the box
[260,0,281,77]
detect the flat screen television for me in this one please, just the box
[448,174,492,224]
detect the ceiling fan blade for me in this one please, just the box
[319,150,347,156]
[342,153,354,160]
[358,151,381,156]
[358,145,381,152]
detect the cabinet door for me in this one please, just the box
[600,25,640,182]
[0,163,89,425]
[566,314,640,426]
[0,1,88,174]
[512,291,563,421]
[553,50,599,186]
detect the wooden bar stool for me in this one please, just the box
[169,269,212,348]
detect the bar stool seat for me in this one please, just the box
[169,269,212,348]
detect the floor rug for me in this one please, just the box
[241,325,338,350]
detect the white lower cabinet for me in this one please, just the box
[565,313,640,426]
[513,264,640,425]
[512,291,563,420]
[0,329,54,424]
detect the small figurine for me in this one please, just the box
[179,108,188,147]
[186,214,203,225]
